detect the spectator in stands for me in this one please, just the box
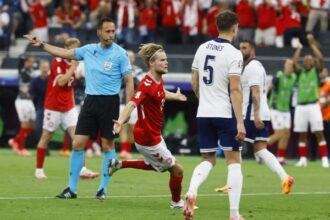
[203,0,230,40]
[8,54,38,156]
[282,1,302,47]
[255,0,279,47]
[138,0,158,43]
[305,0,329,33]
[20,0,51,42]
[89,0,112,29]
[182,0,202,44]
[0,3,10,50]
[198,0,212,15]
[29,59,49,141]
[55,0,86,42]
[319,67,330,157]
[161,0,183,44]
[292,35,329,168]
[235,0,256,44]
[116,0,137,45]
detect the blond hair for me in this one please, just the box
[138,43,164,68]
[64,38,81,48]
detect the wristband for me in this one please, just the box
[38,42,45,49]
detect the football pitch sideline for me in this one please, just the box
[0,149,329,220]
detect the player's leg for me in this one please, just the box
[119,123,133,159]
[35,129,53,179]
[310,103,329,168]
[277,128,291,164]
[294,105,309,167]
[168,162,184,208]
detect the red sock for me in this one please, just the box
[18,127,32,150]
[86,139,93,150]
[36,148,47,169]
[122,160,155,170]
[120,142,131,152]
[61,135,70,151]
[169,175,183,202]
[319,144,328,158]
[298,145,307,157]
[277,149,286,158]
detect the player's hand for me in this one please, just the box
[23,35,43,47]
[112,119,123,134]
[254,117,265,129]
[307,33,314,43]
[235,122,246,142]
[175,88,187,101]
[296,39,303,49]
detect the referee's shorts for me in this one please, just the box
[75,94,119,139]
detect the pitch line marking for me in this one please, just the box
[0,191,329,200]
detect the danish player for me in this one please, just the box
[184,11,246,220]
[239,40,294,193]
[110,43,187,209]
[34,38,83,179]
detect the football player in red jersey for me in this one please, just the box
[110,43,188,208]
[34,38,98,179]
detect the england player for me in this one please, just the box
[109,43,187,208]
[292,34,329,168]
[184,11,246,220]
[24,18,134,199]
[239,40,294,194]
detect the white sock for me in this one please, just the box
[227,163,242,219]
[188,161,213,195]
[255,149,287,181]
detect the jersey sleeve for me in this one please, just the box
[228,50,243,76]
[245,62,262,87]
[120,51,132,76]
[74,44,92,61]
[191,46,201,71]
[130,81,149,105]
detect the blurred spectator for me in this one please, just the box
[198,0,212,15]
[20,0,51,42]
[203,0,230,40]
[161,0,183,44]
[89,0,112,29]
[182,0,202,44]
[55,0,86,42]
[29,59,50,140]
[116,0,138,45]
[6,0,24,43]
[139,0,158,43]
[305,0,329,33]
[282,1,302,47]
[319,67,330,157]
[296,0,310,27]
[0,3,10,50]
[254,0,279,47]
[235,0,256,44]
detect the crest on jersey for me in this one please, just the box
[103,61,112,71]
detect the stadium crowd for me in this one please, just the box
[0,0,329,50]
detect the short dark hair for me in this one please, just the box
[97,17,115,30]
[216,10,239,32]
[240,40,256,50]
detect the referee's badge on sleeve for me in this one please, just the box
[104,61,112,71]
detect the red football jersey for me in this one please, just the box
[131,74,165,146]
[30,1,48,28]
[44,57,75,112]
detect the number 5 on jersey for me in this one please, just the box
[203,55,215,85]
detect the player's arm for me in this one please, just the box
[24,35,76,60]
[57,60,79,86]
[165,88,187,101]
[307,34,325,71]
[251,85,265,129]
[292,40,303,72]
[229,75,246,142]
[124,73,134,104]
[113,101,137,134]
[191,69,199,99]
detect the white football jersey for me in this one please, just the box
[241,59,271,121]
[192,38,243,118]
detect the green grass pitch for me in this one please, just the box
[0,149,329,220]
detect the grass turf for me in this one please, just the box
[0,149,329,220]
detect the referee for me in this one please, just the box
[25,18,134,200]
